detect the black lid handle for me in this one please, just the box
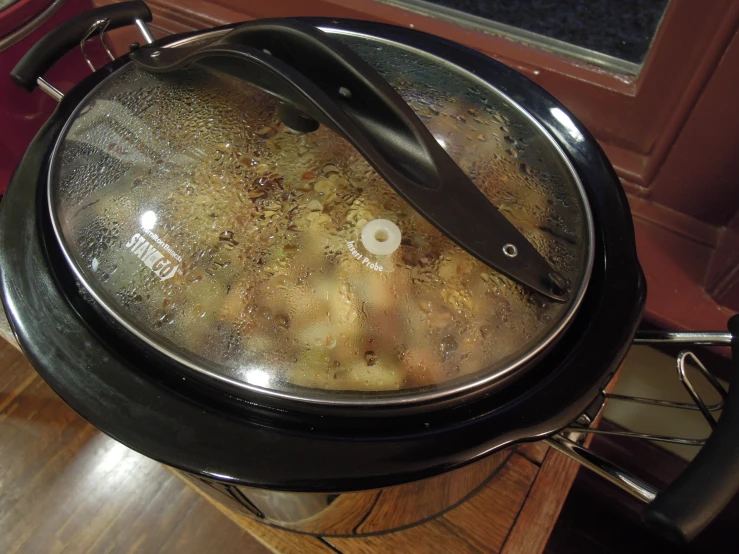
[11,0,152,92]
[131,20,568,302]
[642,314,739,543]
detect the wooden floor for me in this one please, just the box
[0,338,271,554]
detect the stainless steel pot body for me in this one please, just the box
[179,452,506,536]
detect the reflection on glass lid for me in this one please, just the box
[51,31,591,402]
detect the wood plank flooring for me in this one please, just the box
[0,338,270,554]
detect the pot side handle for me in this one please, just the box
[11,0,152,92]
[642,314,739,543]
[130,19,568,302]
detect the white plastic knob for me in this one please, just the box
[361,219,402,256]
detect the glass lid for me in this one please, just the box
[50,26,593,405]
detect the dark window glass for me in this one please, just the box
[386,0,670,67]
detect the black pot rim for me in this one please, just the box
[0,18,646,492]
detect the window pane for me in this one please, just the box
[380,0,670,73]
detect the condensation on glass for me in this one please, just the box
[50,31,591,403]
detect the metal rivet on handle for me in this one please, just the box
[502,243,518,258]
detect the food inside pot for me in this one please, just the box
[54,39,588,395]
